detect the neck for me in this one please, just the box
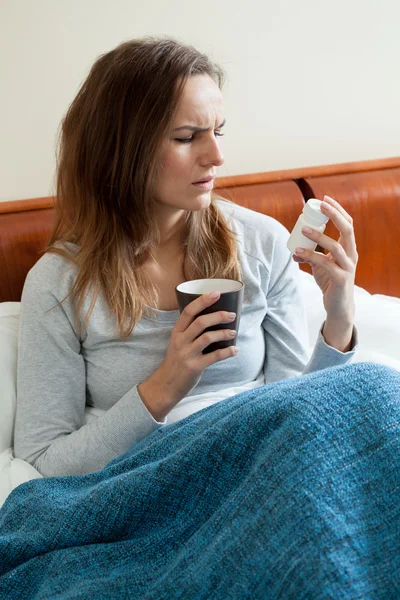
[152,210,187,259]
[151,243,184,265]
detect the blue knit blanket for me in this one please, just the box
[1,363,400,599]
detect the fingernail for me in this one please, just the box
[209,292,220,298]
[302,227,313,234]
[295,248,305,254]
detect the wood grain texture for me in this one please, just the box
[0,196,55,214]
[0,208,55,301]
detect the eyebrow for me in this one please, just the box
[173,119,226,133]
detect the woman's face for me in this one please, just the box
[154,74,225,213]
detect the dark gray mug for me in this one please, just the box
[175,278,244,354]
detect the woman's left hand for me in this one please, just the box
[293,195,358,348]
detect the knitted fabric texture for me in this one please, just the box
[1,362,400,599]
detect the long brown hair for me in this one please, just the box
[47,36,242,339]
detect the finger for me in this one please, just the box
[184,309,236,347]
[301,228,354,271]
[319,201,358,262]
[192,327,237,355]
[175,292,221,334]
[196,345,239,371]
[294,247,346,280]
[322,195,353,224]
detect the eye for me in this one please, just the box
[175,131,225,144]
[175,136,194,144]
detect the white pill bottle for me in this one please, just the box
[286,199,330,254]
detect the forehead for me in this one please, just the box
[174,74,224,125]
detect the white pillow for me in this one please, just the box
[299,270,400,365]
[0,303,19,454]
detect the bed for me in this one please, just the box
[1,156,400,508]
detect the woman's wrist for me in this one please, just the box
[137,364,177,422]
[322,319,354,353]
[138,379,168,423]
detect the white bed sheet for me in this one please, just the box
[1,271,400,508]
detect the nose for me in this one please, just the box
[200,134,224,167]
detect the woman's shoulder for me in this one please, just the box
[215,198,291,260]
[23,242,79,298]
[216,197,290,239]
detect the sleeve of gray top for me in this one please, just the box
[14,272,164,478]
[262,221,358,384]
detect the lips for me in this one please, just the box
[193,176,215,184]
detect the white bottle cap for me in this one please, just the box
[303,199,329,226]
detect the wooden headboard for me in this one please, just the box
[1,156,400,302]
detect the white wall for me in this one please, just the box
[1,0,399,202]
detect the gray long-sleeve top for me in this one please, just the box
[14,200,357,477]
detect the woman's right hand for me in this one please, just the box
[137,292,238,420]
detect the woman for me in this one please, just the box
[3,37,400,598]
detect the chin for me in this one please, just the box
[192,192,212,210]
[171,190,210,212]
[159,190,212,213]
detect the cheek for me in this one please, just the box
[159,146,191,183]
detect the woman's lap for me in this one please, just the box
[119,361,399,466]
